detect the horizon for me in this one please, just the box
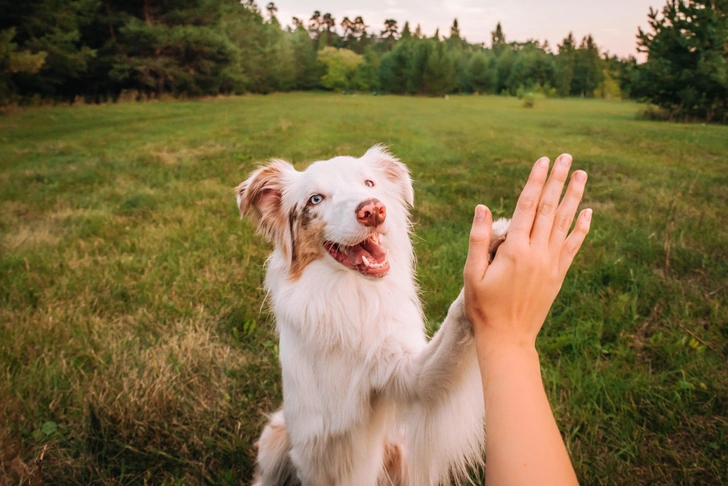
[273,0,663,61]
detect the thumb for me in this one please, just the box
[464,205,493,283]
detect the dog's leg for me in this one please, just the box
[254,410,301,486]
[390,291,484,486]
[380,220,511,486]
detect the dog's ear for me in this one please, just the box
[365,145,414,206]
[236,159,296,257]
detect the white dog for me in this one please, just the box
[237,146,509,486]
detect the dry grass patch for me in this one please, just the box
[1,313,252,484]
[2,223,63,250]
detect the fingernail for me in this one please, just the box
[537,157,549,167]
[585,208,592,221]
[559,155,572,167]
[475,205,486,222]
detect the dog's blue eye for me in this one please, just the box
[365,180,374,188]
[309,194,324,205]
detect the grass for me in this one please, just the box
[1,92,727,485]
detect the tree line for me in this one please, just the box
[0,0,634,101]
[0,0,725,122]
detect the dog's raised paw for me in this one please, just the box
[489,218,511,262]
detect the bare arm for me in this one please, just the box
[463,154,591,486]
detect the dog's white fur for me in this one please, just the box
[237,146,509,486]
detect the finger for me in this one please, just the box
[530,154,572,243]
[559,209,592,275]
[550,170,588,249]
[464,205,493,283]
[508,157,550,241]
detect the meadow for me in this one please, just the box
[1,93,727,485]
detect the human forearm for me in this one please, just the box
[463,155,590,485]
[478,340,578,486]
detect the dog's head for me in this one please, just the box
[237,145,414,280]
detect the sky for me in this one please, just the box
[273,0,664,61]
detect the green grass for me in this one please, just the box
[1,93,727,485]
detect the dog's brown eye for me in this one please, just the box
[309,194,324,205]
[365,180,375,188]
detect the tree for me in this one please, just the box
[571,35,604,96]
[0,28,47,101]
[635,0,728,121]
[355,48,380,91]
[382,19,398,50]
[321,13,335,47]
[401,21,412,40]
[495,47,515,94]
[468,50,495,93]
[450,19,460,38]
[447,18,464,49]
[378,40,410,93]
[0,1,639,102]
[110,0,236,97]
[308,10,322,40]
[555,32,576,96]
[341,17,353,37]
[290,24,319,89]
[0,0,97,99]
[221,1,268,93]
[491,22,506,56]
[317,46,363,91]
[266,2,277,21]
[422,39,456,95]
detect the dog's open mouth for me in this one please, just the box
[324,233,390,278]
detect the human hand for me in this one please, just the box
[463,154,591,355]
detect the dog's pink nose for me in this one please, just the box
[356,199,386,227]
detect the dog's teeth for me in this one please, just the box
[362,256,371,267]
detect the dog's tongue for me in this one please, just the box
[345,235,387,265]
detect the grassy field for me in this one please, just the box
[1,92,727,485]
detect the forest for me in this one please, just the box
[1,0,727,122]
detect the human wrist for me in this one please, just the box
[474,332,540,370]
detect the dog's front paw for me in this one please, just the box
[448,290,474,340]
[489,218,511,262]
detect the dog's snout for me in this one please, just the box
[356,199,386,227]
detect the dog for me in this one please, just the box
[237,146,510,486]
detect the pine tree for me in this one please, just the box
[0,27,47,101]
[422,39,455,95]
[308,10,322,42]
[556,33,576,96]
[571,35,604,96]
[381,19,398,50]
[447,18,463,49]
[491,22,506,56]
[266,2,278,21]
[109,0,236,97]
[635,0,728,121]
[450,19,460,38]
[321,13,336,47]
[0,0,97,99]
[401,22,412,40]
[378,40,410,93]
